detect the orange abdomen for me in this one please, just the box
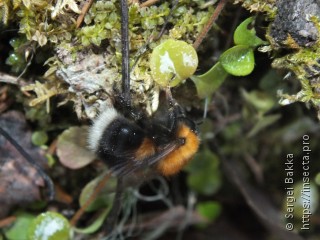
[156,124,200,176]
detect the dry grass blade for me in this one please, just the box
[193,0,228,49]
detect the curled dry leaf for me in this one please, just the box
[56,126,95,169]
[0,111,47,218]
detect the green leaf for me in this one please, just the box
[220,45,255,76]
[185,149,221,195]
[150,39,198,87]
[32,131,48,146]
[28,212,71,240]
[190,62,228,99]
[73,208,110,234]
[196,201,221,221]
[4,212,36,240]
[247,114,281,138]
[234,17,267,48]
[241,89,276,114]
[79,173,116,212]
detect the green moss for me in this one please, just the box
[5,37,28,73]
[1,1,213,117]
[272,46,320,111]
[233,0,277,17]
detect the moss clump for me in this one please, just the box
[1,0,213,118]
[233,0,277,17]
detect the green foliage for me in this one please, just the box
[191,17,266,98]
[220,45,255,76]
[242,89,276,115]
[79,174,116,212]
[233,17,267,47]
[220,17,265,76]
[185,148,221,195]
[31,131,48,146]
[1,1,320,239]
[1,0,213,110]
[77,0,118,47]
[196,201,222,226]
[73,208,110,234]
[233,0,277,16]
[5,53,26,73]
[28,212,71,240]
[5,37,28,73]
[273,47,320,115]
[241,89,280,137]
[150,39,198,87]
[190,62,228,99]
[3,212,36,240]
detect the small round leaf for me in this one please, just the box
[79,173,116,212]
[4,212,36,240]
[196,201,222,222]
[185,149,221,195]
[28,212,71,240]
[150,39,198,87]
[57,126,95,169]
[220,45,254,76]
[32,131,48,146]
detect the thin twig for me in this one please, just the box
[193,0,228,49]
[76,0,95,28]
[0,216,16,228]
[0,72,26,85]
[140,0,160,8]
[70,172,112,226]
[243,153,264,184]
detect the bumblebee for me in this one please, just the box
[87,90,200,177]
[87,0,199,178]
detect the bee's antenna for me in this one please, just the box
[120,0,130,106]
[0,126,55,200]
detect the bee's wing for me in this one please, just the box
[110,140,182,177]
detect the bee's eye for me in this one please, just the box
[100,119,145,154]
[116,125,143,149]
